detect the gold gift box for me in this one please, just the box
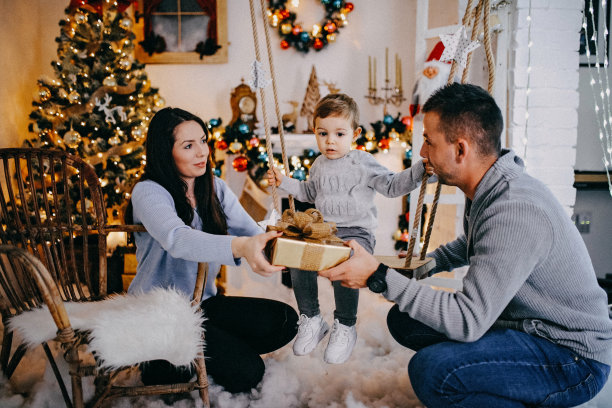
[266,236,351,271]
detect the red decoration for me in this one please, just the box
[292,25,302,35]
[232,155,249,172]
[280,9,290,19]
[215,140,228,150]
[313,38,324,50]
[405,212,410,222]
[401,115,413,130]
[324,21,337,33]
[69,0,134,14]
[345,2,354,12]
[400,230,410,242]
[356,144,366,151]
[280,40,290,49]
[378,138,390,150]
[249,136,260,148]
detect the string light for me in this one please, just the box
[522,0,533,170]
[584,0,612,196]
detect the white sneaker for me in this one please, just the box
[324,319,357,364]
[293,314,329,356]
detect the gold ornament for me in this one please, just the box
[141,79,151,92]
[131,127,144,140]
[38,87,51,102]
[326,33,336,43]
[63,128,82,149]
[119,17,133,30]
[74,12,86,24]
[281,23,292,35]
[58,88,68,99]
[229,140,243,153]
[258,178,269,189]
[76,198,93,214]
[365,130,375,140]
[103,76,117,87]
[393,229,403,241]
[68,91,80,104]
[155,96,165,107]
[108,135,121,146]
[389,129,400,140]
[119,57,132,70]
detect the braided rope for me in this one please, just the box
[419,0,497,260]
[248,0,279,214]
[258,0,295,212]
[405,173,428,267]
[482,0,496,93]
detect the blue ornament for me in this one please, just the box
[213,167,222,177]
[258,152,268,161]
[238,123,250,134]
[321,0,331,5]
[383,114,394,125]
[300,32,310,42]
[405,149,413,160]
[305,149,317,157]
[332,0,342,9]
[209,118,220,127]
[292,168,306,181]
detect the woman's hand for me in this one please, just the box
[266,167,283,187]
[231,231,284,277]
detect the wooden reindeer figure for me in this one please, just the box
[281,101,299,130]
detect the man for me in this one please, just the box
[320,83,612,407]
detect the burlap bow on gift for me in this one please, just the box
[269,208,343,243]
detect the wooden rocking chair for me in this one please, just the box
[0,148,209,407]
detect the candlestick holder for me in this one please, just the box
[365,78,405,115]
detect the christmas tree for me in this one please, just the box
[26,0,163,217]
[299,66,320,132]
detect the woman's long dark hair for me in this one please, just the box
[126,107,227,235]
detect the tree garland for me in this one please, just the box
[267,0,354,53]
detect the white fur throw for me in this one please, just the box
[8,288,205,370]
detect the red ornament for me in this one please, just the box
[345,2,354,12]
[405,212,410,222]
[378,138,390,150]
[401,115,413,130]
[248,136,260,148]
[400,230,410,242]
[292,25,302,35]
[324,21,337,33]
[232,155,249,172]
[215,140,228,151]
[356,144,366,151]
[313,38,324,50]
[280,40,290,50]
[69,0,134,14]
[280,9,290,19]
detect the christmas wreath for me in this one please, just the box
[267,0,354,53]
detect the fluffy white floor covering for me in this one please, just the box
[1,265,611,407]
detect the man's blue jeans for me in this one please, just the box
[387,305,610,407]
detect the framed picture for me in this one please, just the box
[134,0,228,64]
[580,0,611,66]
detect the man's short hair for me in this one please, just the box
[422,83,503,157]
[312,93,360,130]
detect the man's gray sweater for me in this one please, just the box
[384,149,612,365]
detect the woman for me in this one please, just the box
[126,107,298,393]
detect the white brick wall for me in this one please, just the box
[509,0,583,214]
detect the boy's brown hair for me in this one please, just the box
[312,93,360,130]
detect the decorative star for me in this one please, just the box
[439,26,481,68]
[249,60,272,90]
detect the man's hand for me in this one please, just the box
[266,166,284,187]
[318,240,379,288]
[231,231,285,277]
[423,158,434,175]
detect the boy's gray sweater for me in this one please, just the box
[280,150,425,232]
[384,149,612,365]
